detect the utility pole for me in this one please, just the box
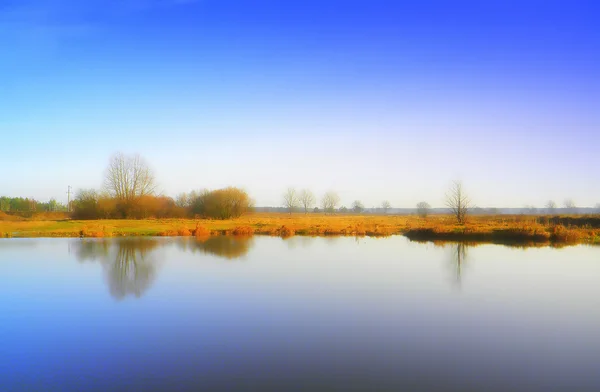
[67,185,72,212]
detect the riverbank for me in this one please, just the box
[403,215,600,246]
[1,213,599,245]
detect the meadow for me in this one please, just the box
[1,211,599,246]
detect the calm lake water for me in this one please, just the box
[1,236,600,391]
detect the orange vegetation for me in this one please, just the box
[0,213,599,245]
[404,215,599,245]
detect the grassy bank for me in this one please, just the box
[1,213,599,245]
[404,215,600,246]
[0,213,406,238]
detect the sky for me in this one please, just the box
[1,0,598,208]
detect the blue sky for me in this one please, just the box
[1,0,598,208]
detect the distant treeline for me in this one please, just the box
[2,152,599,221]
[253,206,600,215]
[0,197,67,213]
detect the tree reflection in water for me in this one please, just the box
[73,238,161,300]
[177,236,254,260]
[282,235,315,250]
[73,240,111,262]
[107,239,160,300]
[450,243,468,289]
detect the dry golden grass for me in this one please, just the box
[231,226,255,236]
[404,215,600,245]
[0,212,598,245]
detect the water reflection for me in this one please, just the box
[4,237,600,391]
[176,236,254,259]
[73,236,255,299]
[74,238,161,300]
[450,243,468,289]
[283,235,315,250]
[106,239,160,300]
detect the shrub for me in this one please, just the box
[550,225,583,243]
[193,224,211,237]
[190,187,253,220]
[232,226,254,236]
[72,191,184,220]
[178,228,192,236]
[158,230,178,237]
[71,189,101,219]
[279,225,294,237]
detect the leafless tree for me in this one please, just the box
[282,187,298,214]
[381,200,391,214]
[321,191,340,214]
[546,200,556,214]
[175,193,190,208]
[445,181,471,224]
[524,205,537,215]
[103,152,156,201]
[564,199,577,214]
[352,200,364,214]
[299,189,315,214]
[416,201,431,218]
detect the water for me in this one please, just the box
[1,236,600,391]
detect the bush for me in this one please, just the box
[70,186,252,220]
[72,190,184,220]
[177,228,192,236]
[279,225,294,237]
[190,187,253,220]
[191,224,210,237]
[71,189,101,220]
[550,225,583,243]
[232,226,254,235]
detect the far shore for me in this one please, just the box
[1,213,599,246]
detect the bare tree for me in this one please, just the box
[321,191,340,214]
[299,189,315,214]
[445,181,471,224]
[564,199,577,214]
[416,201,431,218]
[546,200,557,214]
[175,192,190,208]
[352,200,364,214]
[282,187,298,214]
[104,152,156,201]
[381,200,391,214]
[524,205,537,215]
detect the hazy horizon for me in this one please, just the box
[1,0,598,208]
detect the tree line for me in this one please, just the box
[0,197,67,213]
[2,153,598,222]
[281,187,394,215]
[280,181,598,224]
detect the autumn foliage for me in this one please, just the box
[188,188,253,220]
[71,187,251,220]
